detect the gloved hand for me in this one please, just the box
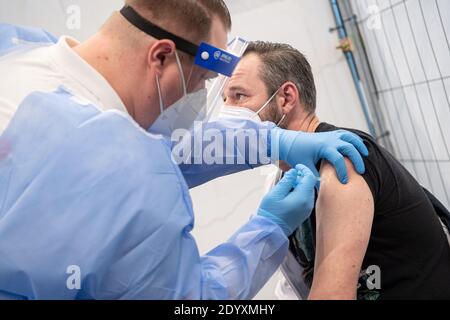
[258,165,317,237]
[271,128,369,184]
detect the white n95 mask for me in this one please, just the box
[150,86,207,138]
[219,87,286,126]
[219,105,262,122]
[149,51,208,138]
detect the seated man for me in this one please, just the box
[221,41,450,300]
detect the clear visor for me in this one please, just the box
[202,37,250,125]
[159,37,249,141]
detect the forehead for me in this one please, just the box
[228,53,266,88]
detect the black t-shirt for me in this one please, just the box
[284,122,450,300]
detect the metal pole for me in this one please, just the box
[330,0,376,137]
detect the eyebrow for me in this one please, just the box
[228,85,247,92]
[222,85,248,101]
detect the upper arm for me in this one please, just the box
[308,159,374,300]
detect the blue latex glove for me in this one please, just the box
[258,165,317,237]
[271,128,369,184]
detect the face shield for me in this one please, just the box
[120,6,249,140]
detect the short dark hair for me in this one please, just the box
[126,0,232,42]
[244,41,317,113]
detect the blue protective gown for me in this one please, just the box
[0,24,288,300]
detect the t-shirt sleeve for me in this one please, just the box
[359,138,383,201]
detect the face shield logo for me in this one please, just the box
[214,51,222,60]
[220,53,233,64]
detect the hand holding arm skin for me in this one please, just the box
[272,127,369,184]
[178,119,369,188]
[308,159,374,300]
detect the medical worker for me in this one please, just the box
[0,1,368,299]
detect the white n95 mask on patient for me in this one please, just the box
[218,87,286,126]
[219,105,262,122]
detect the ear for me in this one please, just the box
[147,39,176,76]
[277,81,300,115]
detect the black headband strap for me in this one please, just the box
[120,5,199,57]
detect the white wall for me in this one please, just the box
[0,0,370,299]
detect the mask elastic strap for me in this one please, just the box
[186,64,195,91]
[254,87,282,118]
[174,51,187,96]
[277,114,287,127]
[155,75,165,118]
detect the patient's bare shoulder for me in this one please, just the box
[318,158,374,217]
